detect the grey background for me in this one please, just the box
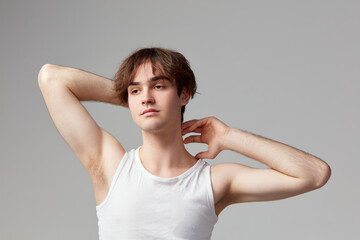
[1,0,358,239]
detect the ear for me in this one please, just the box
[180,89,191,106]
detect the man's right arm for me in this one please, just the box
[38,64,126,184]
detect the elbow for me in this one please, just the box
[300,159,331,192]
[38,64,60,86]
[311,160,332,190]
[317,161,331,188]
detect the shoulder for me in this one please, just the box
[210,162,248,182]
[209,163,233,205]
[209,162,250,205]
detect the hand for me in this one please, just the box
[182,117,231,160]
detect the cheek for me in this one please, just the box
[128,95,138,108]
[128,99,138,117]
[163,94,182,114]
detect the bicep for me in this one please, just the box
[39,80,106,169]
[220,163,312,204]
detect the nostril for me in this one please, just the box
[142,98,154,104]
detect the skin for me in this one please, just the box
[127,62,198,177]
[38,62,331,218]
[182,117,331,214]
[128,61,331,216]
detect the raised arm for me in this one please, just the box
[182,117,331,205]
[38,64,126,185]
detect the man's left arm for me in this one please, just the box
[182,117,331,203]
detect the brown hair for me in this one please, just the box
[113,47,197,123]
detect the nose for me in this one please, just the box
[141,88,155,105]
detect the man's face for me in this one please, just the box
[127,61,188,133]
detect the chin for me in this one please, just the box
[137,119,167,133]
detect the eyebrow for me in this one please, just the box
[129,75,171,86]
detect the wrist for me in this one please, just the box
[221,127,248,152]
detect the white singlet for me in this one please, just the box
[96,146,218,240]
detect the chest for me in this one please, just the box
[97,178,217,239]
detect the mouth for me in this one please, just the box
[141,108,160,115]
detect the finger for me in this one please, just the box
[182,127,202,136]
[186,118,206,133]
[182,118,206,131]
[182,119,198,130]
[195,151,213,160]
[183,135,203,144]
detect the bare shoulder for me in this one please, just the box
[210,162,250,216]
[210,163,246,201]
[209,163,236,213]
[90,129,126,205]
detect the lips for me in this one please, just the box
[141,108,159,115]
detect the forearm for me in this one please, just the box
[222,128,331,186]
[38,64,122,106]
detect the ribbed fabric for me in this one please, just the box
[96,146,218,240]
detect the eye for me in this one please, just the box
[155,85,165,89]
[130,89,140,94]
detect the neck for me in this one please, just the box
[139,123,197,176]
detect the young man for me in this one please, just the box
[38,48,331,240]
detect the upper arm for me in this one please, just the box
[216,163,314,205]
[38,65,125,173]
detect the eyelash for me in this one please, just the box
[130,85,165,94]
[155,85,165,89]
